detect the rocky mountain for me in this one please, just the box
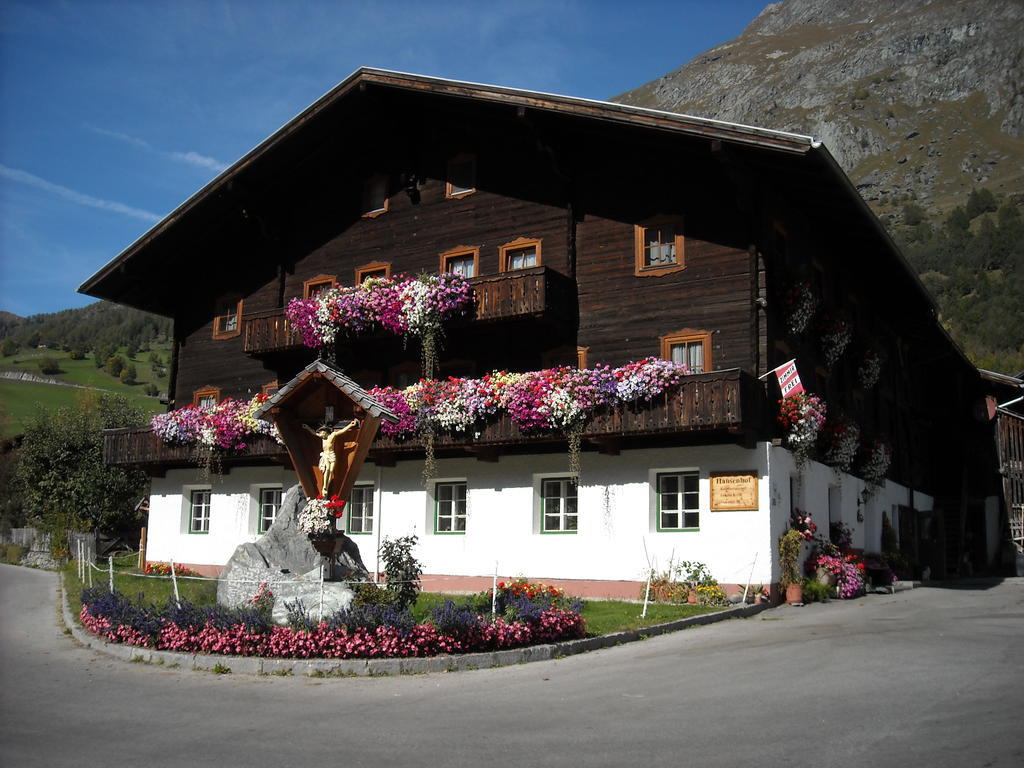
[615,0,1023,220]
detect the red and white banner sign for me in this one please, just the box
[771,359,804,397]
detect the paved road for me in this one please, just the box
[2,563,1023,768]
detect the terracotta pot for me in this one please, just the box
[785,583,804,604]
[687,589,697,604]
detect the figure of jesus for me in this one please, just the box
[304,419,360,495]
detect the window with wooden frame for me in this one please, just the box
[635,217,685,276]
[189,489,212,534]
[434,481,467,534]
[445,154,476,199]
[439,246,479,278]
[661,329,712,374]
[362,173,390,217]
[192,386,221,409]
[257,487,282,534]
[304,275,336,298]
[655,471,700,531]
[499,237,541,271]
[540,477,578,533]
[347,484,375,535]
[355,261,391,285]
[213,294,243,339]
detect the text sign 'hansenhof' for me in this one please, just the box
[710,471,759,511]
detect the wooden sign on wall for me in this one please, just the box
[710,471,759,511]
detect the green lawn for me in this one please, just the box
[0,344,169,437]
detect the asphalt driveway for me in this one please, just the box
[2,563,1022,768]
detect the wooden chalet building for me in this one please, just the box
[81,69,1004,596]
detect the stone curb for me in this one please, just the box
[59,575,768,677]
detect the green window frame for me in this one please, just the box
[434,481,467,534]
[541,477,578,533]
[189,489,211,534]
[656,471,700,531]
[258,487,282,534]
[348,484,375,535]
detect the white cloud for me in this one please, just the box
[0,164,162,223]
[170,150,229,173]
[88,125,229,173]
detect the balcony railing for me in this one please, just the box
[104,369,764,470]
[242,266,576,356]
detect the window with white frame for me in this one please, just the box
[348,484,374,535]
[541,477,578,533]
[434,481,467,534]
[189,489,212,534]
[656,471,699,531]
[258,487,282,534]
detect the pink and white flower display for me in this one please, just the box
[285,273,475,349]
[777,392,827,466]
[150,394,280,451]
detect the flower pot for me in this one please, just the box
[309,535,342,557]
[785,583,804,604]
[816,567,836,587]
[687,589,697,604]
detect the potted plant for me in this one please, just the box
[779,529,804,604]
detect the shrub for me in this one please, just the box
[2,544,26,564]
[37,356,61,375]
[801,579,831,603]
[379,535,422,612]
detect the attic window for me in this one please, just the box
[635,217,685,277]
[304,275,336,298]
[362,174,389,217]
[500,237,541,271]
[445,154,476,199]
[440,246,479,278]
[355,262,391,285]
[213,295,243,339]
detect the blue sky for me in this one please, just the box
[0,0,773,318]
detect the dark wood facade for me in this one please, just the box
[82,69,998,506]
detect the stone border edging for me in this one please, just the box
[59,575,769,677]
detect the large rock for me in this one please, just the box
[217,484,369,622]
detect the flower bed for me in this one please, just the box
[78,579,586,660]
[144,562,203,578]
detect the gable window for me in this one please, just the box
[192,386,221,409]
[500,237,541,271]
[213,295,243,339]
[541,477,578,533]
[304,275,336,298]
[355,262,391,285]
[258,487,282,534]
[445,154,476,199]
[348,484,374,535]
[660,329,712,374]
[656,471,700,531]
[434,481,467,534]
[440,247,479,278]
[362,173,389,217]
[635,217,685,277]
[189,489,212,534]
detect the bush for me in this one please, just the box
[802,579,831,603]
[37,356,61,375]
[143,383,159,397]
[379,535,422,612]
[2,544,26,564]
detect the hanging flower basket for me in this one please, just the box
[819,413,861,473]
[858,439,892,488]
[298,495,346,537]
[777,392,827,466]
[857,348,884,390]
[817,313,852,369]
[782,282,819,336]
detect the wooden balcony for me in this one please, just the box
[104,369,765,470]
[242,266,576,356]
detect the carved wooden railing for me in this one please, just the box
[104,370,764,469]
[242,266,576,356]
